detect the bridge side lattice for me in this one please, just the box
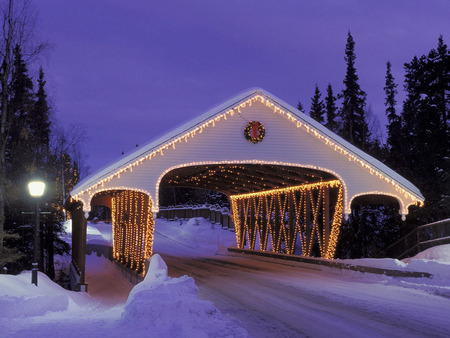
[230,180,343,259]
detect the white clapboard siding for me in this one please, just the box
[70,88,424,218]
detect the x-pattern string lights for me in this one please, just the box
[230,180,343,260]
[72,92,423,213]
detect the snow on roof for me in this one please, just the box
[70,88,424,202]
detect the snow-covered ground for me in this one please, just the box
[1,218,450,337]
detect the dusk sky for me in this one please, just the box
[34,1,449,175]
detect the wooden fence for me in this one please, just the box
[378,218,450,259]
[157,204,233,228]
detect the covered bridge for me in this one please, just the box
[67,88,424,291]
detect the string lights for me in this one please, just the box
[230,180,343,260]
[72,91,423,216]
[111,190,154,274]
[156,160,348,213]
[349,191,410,219]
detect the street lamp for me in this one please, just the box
[28,181,45,286]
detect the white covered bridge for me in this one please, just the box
[67,88,424,290]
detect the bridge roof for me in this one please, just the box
[70,88,424,211]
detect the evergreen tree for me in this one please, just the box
[336,32,388,258]
[384,61,402,167]
[33,68,70,278]
[3,45,38,272]
[400,36,450,225]
[30,67,51,164]
[309,84,325,124]
[297,101,304,112]
[0,0,46,257]
[7,45,35,180]
[324,84,338,132]
[42,151,73,279]
[338,31,370,150]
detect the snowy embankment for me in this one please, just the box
[1,217,450,337]
[121,254,247,336]
[0,218,247,337]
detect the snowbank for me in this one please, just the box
[121,254,248,337]
[0,272,77,318]
[404,244,450,264]
[0,254,248,337]
[336,244,450,283]
[400,244,450,283]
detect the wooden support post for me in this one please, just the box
[288,191,296,254]
[70,202,88,291]
[261,196,268,251]
[323,186,330,254]
[239,199,246,248]
[305,191,312,256]
[249,197,255,249]
[273,194,281,252]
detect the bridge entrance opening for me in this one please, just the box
[159,163,343,259]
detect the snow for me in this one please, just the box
[404,244,450,263]
[0,272,69,319]
[1,218,450,337]
[121,254,247,337]
[71,88,424,206]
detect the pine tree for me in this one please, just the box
[0,0,46,256]
[384,61,402,162]
[30,67,51,164]
[336,32,385,258]
[2,57,72,276]
[309,84,325,124]
[33,68,69,278]
[42,151,72,279]
[297,101,304,112]
[6,45,35,208]
[400,36,450,224]
[338,31,370,150]
[325,84,338,132]
[3,45,37,271]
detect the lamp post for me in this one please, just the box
[28,181,45,286]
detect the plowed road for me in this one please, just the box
[159,253,450,337]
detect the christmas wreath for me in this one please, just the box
[244,121,265,144]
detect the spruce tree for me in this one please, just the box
[338,31,370,150]
[8,45,35,179]
[401,36,450,224]
[309,84,325,124]
[336,32,383,258]
[2,45,36,271]
[384,61,402,162]
[0,0,46,256]
[297,101,304,112]
[30,67,51,164]
[325,84,338,132]
[33,68,69,278]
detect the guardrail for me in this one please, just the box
[157,204,234,229]
[378,218,450,259]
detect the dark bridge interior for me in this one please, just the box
[160,164,336,195]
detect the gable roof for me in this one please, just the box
[70,88,424,205]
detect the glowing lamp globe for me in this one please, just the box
[28,181,45,197]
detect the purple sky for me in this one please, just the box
[35,1,450,175]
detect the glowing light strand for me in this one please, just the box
[230,180,343,259]
[73,93,423,212]
[111,191,154,274]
